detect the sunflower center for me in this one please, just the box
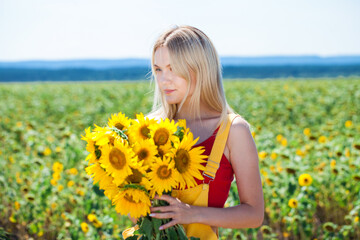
[174,149,190,173]
[304,178,308,183]
[109,148,126,170]
[115,123,124,130]
[140,126,150,139]
[109,136,115,146]
[138,149,148,160]
[126,169,143,183]
[124,194,136,203]
[154,128,169,146]
[157,165,172,179]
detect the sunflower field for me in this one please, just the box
[0,77,359,240]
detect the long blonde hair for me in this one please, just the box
[150,25,234,127]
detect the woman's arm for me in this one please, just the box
[150,118,264,230]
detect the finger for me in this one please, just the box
[149,212,174,219]
[154,194,177,203]
[159,220,178,230]
[150,205,174,213]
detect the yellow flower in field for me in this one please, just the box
[345,120,353,128]
[112,186,151,219]
[270,152,277,160]
[281,138,288,147]
[9,156,15,163]
[81,222,89,233]
[270,165,276,173]
[128,113,157,142]
[14,201,20,210]
[68,168,78,175]
[330,159,336,168]
[47,136,55,143]
[38,231,44,237]
[108,112,131,131]
[149,118,178,147]
[296,149,305,157]
[171,132,207,189]
[67,180,75,187]
[276,134,283,142]
[9,214,16,223]
[298,173,313,186]
[43,147,52,156]
[85,162,114,190]
[16,121,23,127]
[318,136,327,144]
[251,131,256,138]
[148,156,180,197]
[76,188,85,196]
[303,128,311,136]
[93,219,103,228]
[52,172,61,181]
[345,148,350,157]
[258,151,267,160]
[122,225,140,239]
[55,146,62,153]
[288,198,298,208]
[99,140,135,184]
[283,232,290,238]
[87,213,97,222]
[52,162,64,172]
[51,203,57,209]
[132,139,158,167]
[0,150,2,155]
[57,184,64,192]
[355,216,359,223]
[265,178,273,186]
[260,169,268,177]
[50,179,58,186]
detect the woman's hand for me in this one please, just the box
[150,194,198,230]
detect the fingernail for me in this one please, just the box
[149,213,155,217]
[159,226,163,230]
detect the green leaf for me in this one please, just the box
[167,227,178,240]
[176,225,188,240]
[125,236,140,240]
[139,217,153,239]
[153,218,162,235]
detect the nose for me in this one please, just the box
[158,69,172,85]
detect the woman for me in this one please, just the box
[147,25,264,239]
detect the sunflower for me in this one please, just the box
[99,139,135,186]
[170,132,207,189]
[112,185,151,219]
[128,113,157,143]
[132,139,158,168]
[149,118,178,147]
[298,173,313,186]
[85,162,113,190]
[123,163,152,190]
[288,198,298,208]
[148,156,180,197]
[108,112,131,132]
[103,182,120,200]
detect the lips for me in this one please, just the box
[164,89,175,94]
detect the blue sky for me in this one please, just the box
[0,0,359,61]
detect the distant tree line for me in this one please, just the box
[0,65,359,82]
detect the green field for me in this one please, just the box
[0,77,359,240]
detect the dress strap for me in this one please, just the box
[203,113,238,179]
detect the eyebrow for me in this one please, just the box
[153,64,171,68]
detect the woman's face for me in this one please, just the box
[154,46,195,105]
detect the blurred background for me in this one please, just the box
[0,0,359,240]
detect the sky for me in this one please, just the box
[0,0,359,61]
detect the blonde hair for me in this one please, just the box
[149,25,235,127]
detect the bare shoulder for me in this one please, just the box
[226,115,257,163]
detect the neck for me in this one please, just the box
[174,101,221,122]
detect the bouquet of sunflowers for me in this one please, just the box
[81,112,206,240]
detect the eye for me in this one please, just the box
[155,68,161,72]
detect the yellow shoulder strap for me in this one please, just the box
[203,113,238,179]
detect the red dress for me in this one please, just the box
[193,127,234,208]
